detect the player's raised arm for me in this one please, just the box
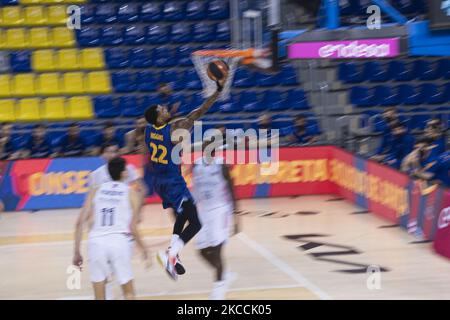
[171,78,226,132]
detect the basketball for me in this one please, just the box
[207,60,229,81]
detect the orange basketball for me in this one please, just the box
[207,59,229,81]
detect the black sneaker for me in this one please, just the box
[175,255,186,275]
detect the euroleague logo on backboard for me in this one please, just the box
[438,207,450,229]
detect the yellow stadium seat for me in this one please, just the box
[86,71,111,94]
[0,75,11,98]
[32,49,56,71]
[2,6,24,26]
[36,73,61,95]
[12,74,36,97]
[47,5,66,25]
[17,98,41,121]
[20,0,43,4]
[0,30,4,50]
[57,49,80,70]
[67,96,93,120]
[42,97,66,120]
[29,27,51,48]
[81,48,105,70]
[5,28,27,49]
[24,6,46,26]
[0,100,16,122]
[52,26,74,47]
[61,72,85,94]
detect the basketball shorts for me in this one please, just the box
[152,174,193,213]
[87,233,134,285]
[196,205,233,250]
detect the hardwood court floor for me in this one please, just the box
[1,195,450,300]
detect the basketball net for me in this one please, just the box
[192,48,267,101]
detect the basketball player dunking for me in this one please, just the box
[143,66,228,280]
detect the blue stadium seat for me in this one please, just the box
[188,92,203,109]
[141,3,163,22]
[397,84,425,105]
[280,64,299,86]
[233,68,256,88]
[220,97,242,113]
[262,90,284,111]
[130,48,152,68]
[193,22,216,42]
[94,96,121,118]
[146,24,170,44]
[364,61,390,82]
[338,62,364,83]
[350,86,375,107]
[443,83,450,102]
[95,4,118,24]
[80,5,95,24]
[392,0,418,14]
[171,22,193,43]
[413,60,441,81]
[119,96,141,117]
[255,70,280,87]
[105,48,130,69]
[239,91,260,112]
[183,69,202,90]
[77,27,101,47]
[373,85,400,106]
[152,47,175,67]
[136,71,157,92]
[2,0,18,4]
[175,45,195,66]
[163,1,186,21]
[117,4,139,23]
[159,70,184,91]
[440,59,450,79]
[216,21,231,42]
[408,108,430,130]
[80,129,101,148]
[10,51,31,73]
[388,61,415,81]
[283,89,308,110]
[112,71,136,93]
[208,0,229,19]
[340,0,359,15]
[142,94,160,110]
[123,25,145,45]
[101,26,124,46]
[421,83,446,105]
[167,92,187,110]
[186,1,207,20]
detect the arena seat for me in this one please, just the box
[364,61,390,82]
[117,4,139,23]
[141,3,162,22]
[94,95,120,118]
[24,5,46,26]
[216,21,230,41]
[105,47,129,69]
[280,64,299,86]
[12,74,36,97]
[123,25,145,45]
[61,72,85,95]
[171,22,192,43]
[120,95,141,117]
[81,48,105,70]
[95,4,117,24]
[350,86,375,107]
[77,27,101,47]
[47,5,67,25]
[338,62,364,83]
[397,84,425,105]
[42,97,66,120]
[57,49,80,70]
[136,71,157,92]
[152,47,175,67]
[146,24,170,44]
[207,0,229,20]
[255,70,280,87]
[86,71,111,94]
[193,22,216,42]
[2,6,23,27]
[183,69,202,90]
[130,47,151,68]
[388,61,415,82]
[0,75,11,98]
[80,4,95,25]
[6,28,27,49]
[175,45,195,66]
[17,98,41,121]
[186,1,207,20]
[239,91,260,112]
[159,70,183,90]
[373,85,400,106]
[52,26,75,47]
[36,72,60,95]
[285,89,309,110]
[112,71,136,93]
[163,1,185,21]
[421,83,446,105]
[10,51,31,72]
[101,26,123,46]
[33,49,55,71]
[66,96,93,120]
[0,99,16,122]
[262,90,284,111]
[233,68,255,88]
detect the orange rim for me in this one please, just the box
[193,48,256,64]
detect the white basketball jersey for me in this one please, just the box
[89,181,132,239]
[89,164,138,188]
[192,157,231,211]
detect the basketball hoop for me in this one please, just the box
[192,48,270,100]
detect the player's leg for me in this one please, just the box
[120,280,136,300]
[92,280,107,300]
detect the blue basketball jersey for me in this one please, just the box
[145,123,181,176]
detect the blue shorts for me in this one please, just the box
[149,173,193,213]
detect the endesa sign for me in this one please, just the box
[288,38,400,59]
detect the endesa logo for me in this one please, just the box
[438,207,450,229]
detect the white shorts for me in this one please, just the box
[196,205,233,250]
[87,233,134,285]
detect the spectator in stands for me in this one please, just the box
[158,83,181,116]
[23,124,53,159]
[283,115,319,145]
[425,119,446,155]
[406,137,440,183]
[99,122,119,150]
[384,122,415,169]
[0,123,16,160]
[59,123,86,157]
[436,151,450,187]
[123,117,146,154]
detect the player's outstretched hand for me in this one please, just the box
[73,252,83,271]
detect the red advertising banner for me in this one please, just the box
[433,190,450,258]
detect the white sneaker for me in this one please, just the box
[210,280,226,300]
[224,271,237,291]
[157,250,178,281]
